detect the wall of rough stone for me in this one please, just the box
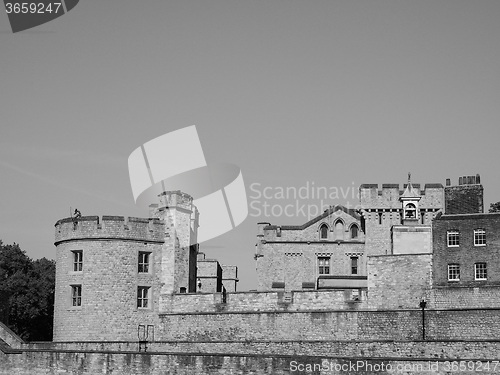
[256,242,366,291]
[256,208,365,291]
[359,184,443,257]
[3,347,500,375]
[53,238,163,342]
[155,308,500,342]
[54,216,167,342]
[160,290,368,314]
[368,254,433,309]
[22,339,500,360]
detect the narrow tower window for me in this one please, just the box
[350,224,359,239]
[334,220,344,240]
[138,252,151,273]
[351,257,358,275]
[71,285,82,307]
[72,250,83,272]
[137,286,150,308]
[319,224,328,240]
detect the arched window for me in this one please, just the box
[319,224,328,240]
[350,224,359,239]
[334,220,344,240]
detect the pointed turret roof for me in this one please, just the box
[400,173,421,199]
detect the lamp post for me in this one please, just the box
[419,299,427,340]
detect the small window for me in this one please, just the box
[334,220,344,240]
[448,264,460,281]
[138,252,151,273]
[475,263,487,280]
[350,225,359,239]
[72,250,83,272]
[351,257,358,275]
[319,224,328,240]
[318,257,330,275]
[474,229,486,246]
[447,231,460,247]
[71,285,82,307]
[378,212,383,225]
[137,286,150,308]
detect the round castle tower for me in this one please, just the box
[53,191,198,342]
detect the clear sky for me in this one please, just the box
[1,0,499,290]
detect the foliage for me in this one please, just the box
[0,240,55,341]
[489,202,500,213]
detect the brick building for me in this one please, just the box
[432,212,500,287]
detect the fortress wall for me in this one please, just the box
[54,216,165,244]
[156,308,500,342]
[368,254,433,309]
[2,342,500,375]
[160,290,368,314]
[22,339,500,360]
[53,239,163,342]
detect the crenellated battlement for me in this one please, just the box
[360,183,444,209]
[54,215,165,244]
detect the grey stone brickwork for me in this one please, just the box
[53,216,164,341]
[368,254,432,309]
[359,183,443,256]
[256,206,365,291]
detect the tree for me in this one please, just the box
[489,202,500,213]
[0,241,55,341]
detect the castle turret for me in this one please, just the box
[153,191,199,295]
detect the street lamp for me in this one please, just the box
[419,299,427,340]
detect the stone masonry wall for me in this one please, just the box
[368,254,432,309]
[360,184,443,257]
[53,239,163,341]
[256,242,365,291]
[160,290,368,313]
[155,308,500,342]
[54,215,166,342]
[3,346,500,375]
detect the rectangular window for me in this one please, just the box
[318,257,330,275]
[447,231,460,247]
[71,285,82,307]
[351,257,358,275]
[137,286,150,308]
[475,263,487,280]
[72,250,83,272]
[448,264,460,281]
[474,229,486,246]
[138,252,151,273]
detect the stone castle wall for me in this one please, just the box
[359,184,443,256]
[54,216,166,342]
[4,344,500,375]
[368,254,433,310]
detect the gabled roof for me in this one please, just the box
[264,205,361,231]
